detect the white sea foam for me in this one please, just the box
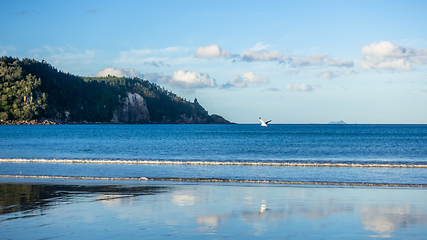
[0,174,148,181]
[1,158,426,168]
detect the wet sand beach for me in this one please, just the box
[1,178,426,239]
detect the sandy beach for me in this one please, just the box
[1,178,426,239]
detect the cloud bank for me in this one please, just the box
[192,43,355,73]
[194,42,287,62]
[95,67,143,78]
[361,41,427,71]
[97,41,427,94]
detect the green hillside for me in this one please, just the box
[0,56,230,124]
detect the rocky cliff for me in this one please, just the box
[112,93,150,123]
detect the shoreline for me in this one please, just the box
[0,120,235,125]
[2,174,427,188]
[2,120,426,125]
[0,119,60,125]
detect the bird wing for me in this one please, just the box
[265,120,272,124]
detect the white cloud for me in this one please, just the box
[317,71,336,79]
[361,41,427,71]
[289,53,353,68]
[286,83,313,92]
[241,49,286,62]
[95,67,143,78]
[222,72,268,88]
[241,42,287,62]
[144,71,217,89]
[238,43,353,69]
[194,44,235,59]
[169,70,217,89]
[317,69,355,79]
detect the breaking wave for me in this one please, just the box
[1,158,427,168]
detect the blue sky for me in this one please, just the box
[2,0,427,123]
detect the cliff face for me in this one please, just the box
[111,93,231,124]
[112,93,150,123]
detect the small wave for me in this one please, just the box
[1,174,426,188]
[0,174,148,181]
[1,158,427,168]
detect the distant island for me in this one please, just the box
[328,120,347,124]
[0,56,231,124]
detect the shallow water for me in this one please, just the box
[1,161,427,186]
[1,180,426,239]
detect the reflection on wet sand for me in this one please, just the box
[1,181,426,239]
[172,194,197,206]
[0,183,168,219]
[240,199,426,238]
[196,215,229,233]
[361,204,426,238]
[188,186,427,238]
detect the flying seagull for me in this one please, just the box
[259,117,271,127]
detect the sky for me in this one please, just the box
[2,0,427,124]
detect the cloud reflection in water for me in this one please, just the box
[1,182,426,239]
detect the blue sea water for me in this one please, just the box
[1,124,427,186]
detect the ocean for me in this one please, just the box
[1,124,427,239]
[1,124,426,186]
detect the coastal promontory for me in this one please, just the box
[0,57,231,124]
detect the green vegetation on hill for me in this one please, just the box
[0,57,47,121]
[0,56,230,124]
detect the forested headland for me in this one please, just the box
[0,56,231,124]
